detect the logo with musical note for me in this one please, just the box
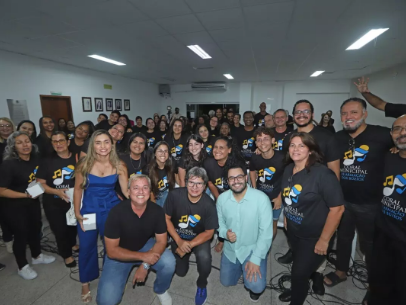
[178,214,201,229]
[259,167,276,183]
[343,145,369,166]
[28,166,39,183]
[273,140,283,151]
[215,177,226,190]
[258,119,264,127]
[242,138,255,149]
[383,174,406,196]
[148,137,156,147]
[158,176,168,191]
[171,144,184,157]
[206,145,212,154]
[283,184,302,205]
[53,166,75,186]
[130,170,142,177]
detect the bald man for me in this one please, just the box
[264,114,275,129]
[254,102,268,127]
[368,115,406,305]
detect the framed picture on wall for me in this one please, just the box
[82,97,92,112]
[124,99,130,111]
[115,99,122,111]
[106,98,113,111]
[95,98,103,112]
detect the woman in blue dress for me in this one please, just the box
[73,130,128,303]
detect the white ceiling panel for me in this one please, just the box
[292,0,353,23]
[185,0,240,13]
[243,2,295,25]
[118,20,169,39]
[197,8,245,30]
[174,31,215,46]
[209,28,245,43]
[0,0,43,21]
[155,14,204,34]
[240,0,293,7]
[128,0,192,19]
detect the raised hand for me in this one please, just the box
[354,76,370,93]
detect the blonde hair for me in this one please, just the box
[128,174,151,189]
[0,117,16,143]
[76,130,121,189]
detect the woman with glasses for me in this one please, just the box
[148,141,176,207]
[278,132,344,305]
[35,116,56,158]
[74,130,129,303]
[69,121,94,161]
[178,135,208,187]
[196,124,214,156]
[17,120,37,142]
[144,118,161,149]
[0,117,16,161]
[0,131,56,280]
[36,131,78,268]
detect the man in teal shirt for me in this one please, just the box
[217,165,273,302]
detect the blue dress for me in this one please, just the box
[77,173,121,283]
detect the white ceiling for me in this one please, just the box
[1,0,406,84]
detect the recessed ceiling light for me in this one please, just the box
[88,55,126,66]
[346,28,389,50]
[223,74,234,79]
[310,71,325,77]
[187,45,212,59]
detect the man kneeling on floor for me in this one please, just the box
[96,174,175,305]
[165,167,218,305]
[217,165,273,302]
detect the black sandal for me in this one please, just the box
[323,272,347,287]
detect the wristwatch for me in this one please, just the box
[142,262,150,270]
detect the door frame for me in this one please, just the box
[39,95,74,121]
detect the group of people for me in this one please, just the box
[0,76,405,305]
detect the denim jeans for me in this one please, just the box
[96,238,175,305]
[220,251,267,294]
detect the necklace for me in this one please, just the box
[130,155,142,172]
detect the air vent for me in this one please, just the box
[191,82,227,91]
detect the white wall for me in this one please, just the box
[0,50,160,129]
[350,63,406,127]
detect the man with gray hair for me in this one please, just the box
[164,167,218,305]
[97,174,175,305]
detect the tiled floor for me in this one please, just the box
[0,225,367,305]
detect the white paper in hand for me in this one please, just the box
[83,213,96,231]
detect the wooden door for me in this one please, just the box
[40,95,73,122]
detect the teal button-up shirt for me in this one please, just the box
[217,186,273,266]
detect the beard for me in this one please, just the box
[230,181,247,194]
[342,118,365,133]
[395,135,406,150]
[294,117,312,128]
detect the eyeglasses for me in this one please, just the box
[52,139,67,145]
[227,174,245,183]
[187,181,205,188]
[392,126,406,134]
[256,138,271,143]
[156,150,168,155]
[293,109,311,116]
[0,124,12,128]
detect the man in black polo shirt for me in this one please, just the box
[97,175,175,305]
[272,109,292,151]
[95,110,120,131]
[165,167,218,305]
[324,98,393,304]
[254,102,268,127]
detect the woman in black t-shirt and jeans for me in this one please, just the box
[0,131,56,280]
[279,132,344,305]
[36,131,79,268]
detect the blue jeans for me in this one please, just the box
[220,252,267,294]
[156,190,169,208]
[96,238,175,305]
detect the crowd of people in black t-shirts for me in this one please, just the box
[0,76,406,305]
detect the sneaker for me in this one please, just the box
[195,287,207,305]
[18,265,37,280]
[157,291,172,305]
[5,241,13,254]
[32,253,56,265]
[0,263,5,271]
[249,291,260,303]
[277,249,293,264]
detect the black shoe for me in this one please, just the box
[65,260,77,268]
[277,249,293,264]
[0,263,5,271]
[279,290,291,302]
[249,291,260,303]
[311,272,325,296]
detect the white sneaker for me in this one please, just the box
[157,291,172,305]
[5,241,13,254]
[32,253,55,265]
[18,265,37,280]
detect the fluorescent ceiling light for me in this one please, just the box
[88,55,126,66]
[223,74,234,79]
[187,45,211,59]
[346,28,389,50]
[310,71,325,77]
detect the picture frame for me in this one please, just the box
[124,99,130,111]
[95,98,103,112]
[82,97,92,112]
[115,99,122,111]
[106,98,113,111]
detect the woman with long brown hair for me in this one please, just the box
[34,116,56,157]
[318,113,335,133]
[73,130,128,303]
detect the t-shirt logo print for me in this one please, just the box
[53,166,75,185]
[178,214,201,229]
[206,145,212,154]
[28,166,39,183]
[148,137,156,147]
[259,167,276,183]
[383,174,406,196]
[343,145,369,166]
[171,144,183,157]
[273,140,283,151]
[283,184,302,205]
[242,138,255,149]
[158,176,168,191]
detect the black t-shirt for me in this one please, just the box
[283,126,341,164]
[178,155,204,172]
[336,125,393,205]
[377,153,406,243]
[120,154,148,177]
[0,142,6,165]
[167,134,188,164]
[96,120,115,131]
[320,125,336,133]
[234,127,256,161]
[272,127,292,151]
[34,134,54,158]
[132,125,147,134]
[203,138,214,156]
[281,163,344,239]
[158,130,166,141]
[156,168,170,198]
[80,139,90,154]
[230,125,245,137]
[104,200,167,251]
[36,154,76,205]
[203,157,229,193]
[164,188,218,240]
[209,127,219,138]
[385,102,406,118]
[249,151,285,200]
[254,112,268,127]
[69,138,85,161]
[143,130,161,149]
